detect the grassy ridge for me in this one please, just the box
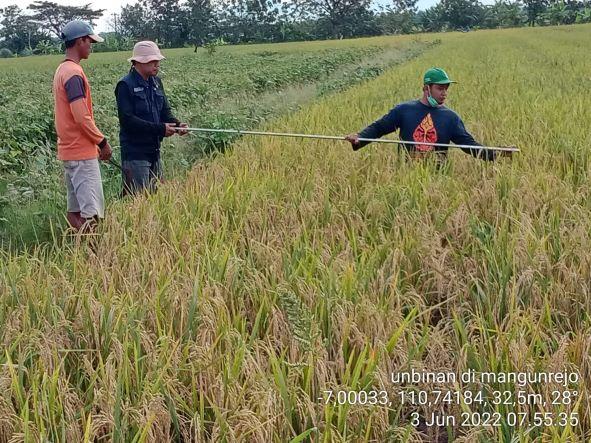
[2,25,591,441]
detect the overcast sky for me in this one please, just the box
[1,0,495,33]
[0,0,133,32]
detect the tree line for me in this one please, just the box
[1,0,590,56]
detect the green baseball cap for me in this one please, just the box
[423,67,456,85]
[60,20,104,43]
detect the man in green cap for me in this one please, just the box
[346,67,511,162]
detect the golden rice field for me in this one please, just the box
[1,24,591,442]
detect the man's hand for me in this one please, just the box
[99,141,112,161]
[177,123,189,136]
[164,123,177,137]
[345,133,360,148]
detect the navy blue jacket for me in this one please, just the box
[115,68,179,161]
[356,100,496,161]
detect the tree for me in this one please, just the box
[482,0,527,28]
[186,0,215,49]
[438,0,485,29]
[144,0,187,47]
[575,5,591,22]
[120,3,154,40]
[416,4,446,31]
[218,0,282,43]
[34,38,61,54]
[28,1,104,39]
[376,0,419,34]
[539,0,580,24]
[108,13,123,36]
[0,5,46,53]
[523,0,549,24]
[291,0,377,38]
[275,16,319,41]
[119,0,187,47]
[395,0,419,11]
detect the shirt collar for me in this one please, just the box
[131,67,154,88]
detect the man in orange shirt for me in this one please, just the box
[53,20,112,232]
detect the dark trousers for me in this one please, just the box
[122,158,163,195]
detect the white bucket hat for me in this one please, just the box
[128,41,165,63]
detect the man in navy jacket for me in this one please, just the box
[115,41,187,195]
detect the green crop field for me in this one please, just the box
[1,24,591,442]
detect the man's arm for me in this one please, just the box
[451,115,496,161]
[66,75,106,147]
[115,81,167,137]
[349,106,401,151]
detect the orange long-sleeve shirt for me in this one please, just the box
[53,60,105,161]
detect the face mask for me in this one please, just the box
[427,87,439,107]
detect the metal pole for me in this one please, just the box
[108,158,123,171]
[174,127,520,153]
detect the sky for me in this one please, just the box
[1,0,495,33]
[0,0,134,32]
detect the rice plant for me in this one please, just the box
[1,24,591,441]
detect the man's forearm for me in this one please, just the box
[461,145,497,161]
[454,133,497,161]
[355,118,393,150]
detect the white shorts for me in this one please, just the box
[63,159,105,219]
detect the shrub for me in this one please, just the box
[0,48,13,58]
